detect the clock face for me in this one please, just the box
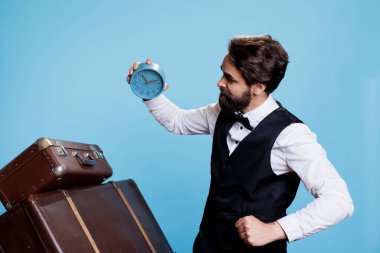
[130,69,164,99]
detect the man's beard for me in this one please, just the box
[218,88,251,113]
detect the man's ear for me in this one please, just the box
[251,83,266,95]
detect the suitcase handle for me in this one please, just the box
[75,152,97,166]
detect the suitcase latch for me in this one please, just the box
[93,150,104,159]
[56,146,68,156]
[90,145,104,159]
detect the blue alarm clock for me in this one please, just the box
[130,63,166,99]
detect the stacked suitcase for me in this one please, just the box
[0,138,174,253]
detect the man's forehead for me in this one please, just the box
[221,54,231,69]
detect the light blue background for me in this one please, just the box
[1,1,379,252]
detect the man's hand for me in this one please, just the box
[126,58,169,91]
[235,215,287,247]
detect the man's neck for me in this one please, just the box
[242,93,269,113]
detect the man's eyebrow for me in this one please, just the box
[220,65,236,81]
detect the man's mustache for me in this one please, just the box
[219,89,231,96]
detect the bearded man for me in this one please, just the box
[127,35,354,253]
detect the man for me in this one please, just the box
[127,35,354,253]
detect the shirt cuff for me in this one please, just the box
[143,94,166,108]
[277,215,304,242]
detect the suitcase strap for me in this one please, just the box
[62,190,101,253]
[112,182,157,253]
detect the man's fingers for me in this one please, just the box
[127,61,142,84]
[126,67,134,84]
[235,219,242,228]
[236,224,245,234]
[133,61,141,70]
[129,67,134,75]
[235,217,246,228]
[164,84,169,91]
[146,58,153,64]
[238,230,252,245]
[238,231,248,240]
[236,215,259,228]
[243,238,251,246]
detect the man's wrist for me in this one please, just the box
[269,221,287,241]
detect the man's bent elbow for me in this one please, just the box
[346,199,354,218]
[338,195,354,220]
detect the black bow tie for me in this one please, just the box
[230,112,253,131]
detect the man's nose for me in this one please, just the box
[217,77,226,88]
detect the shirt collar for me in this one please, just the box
[242,95,279,127]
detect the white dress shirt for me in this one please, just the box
[144,94,354,242]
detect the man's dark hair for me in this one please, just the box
[228,35,289,94]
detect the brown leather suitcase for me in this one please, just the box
[0,180,174,253]
[0,205,45,252]
[0,138,113,210]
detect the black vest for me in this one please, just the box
[199,103,302,252]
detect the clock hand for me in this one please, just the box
[147,79,158,84]
[141,74,149,84]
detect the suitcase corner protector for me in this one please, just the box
[35,137,53,150]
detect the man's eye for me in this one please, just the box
[224,75,232,82]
